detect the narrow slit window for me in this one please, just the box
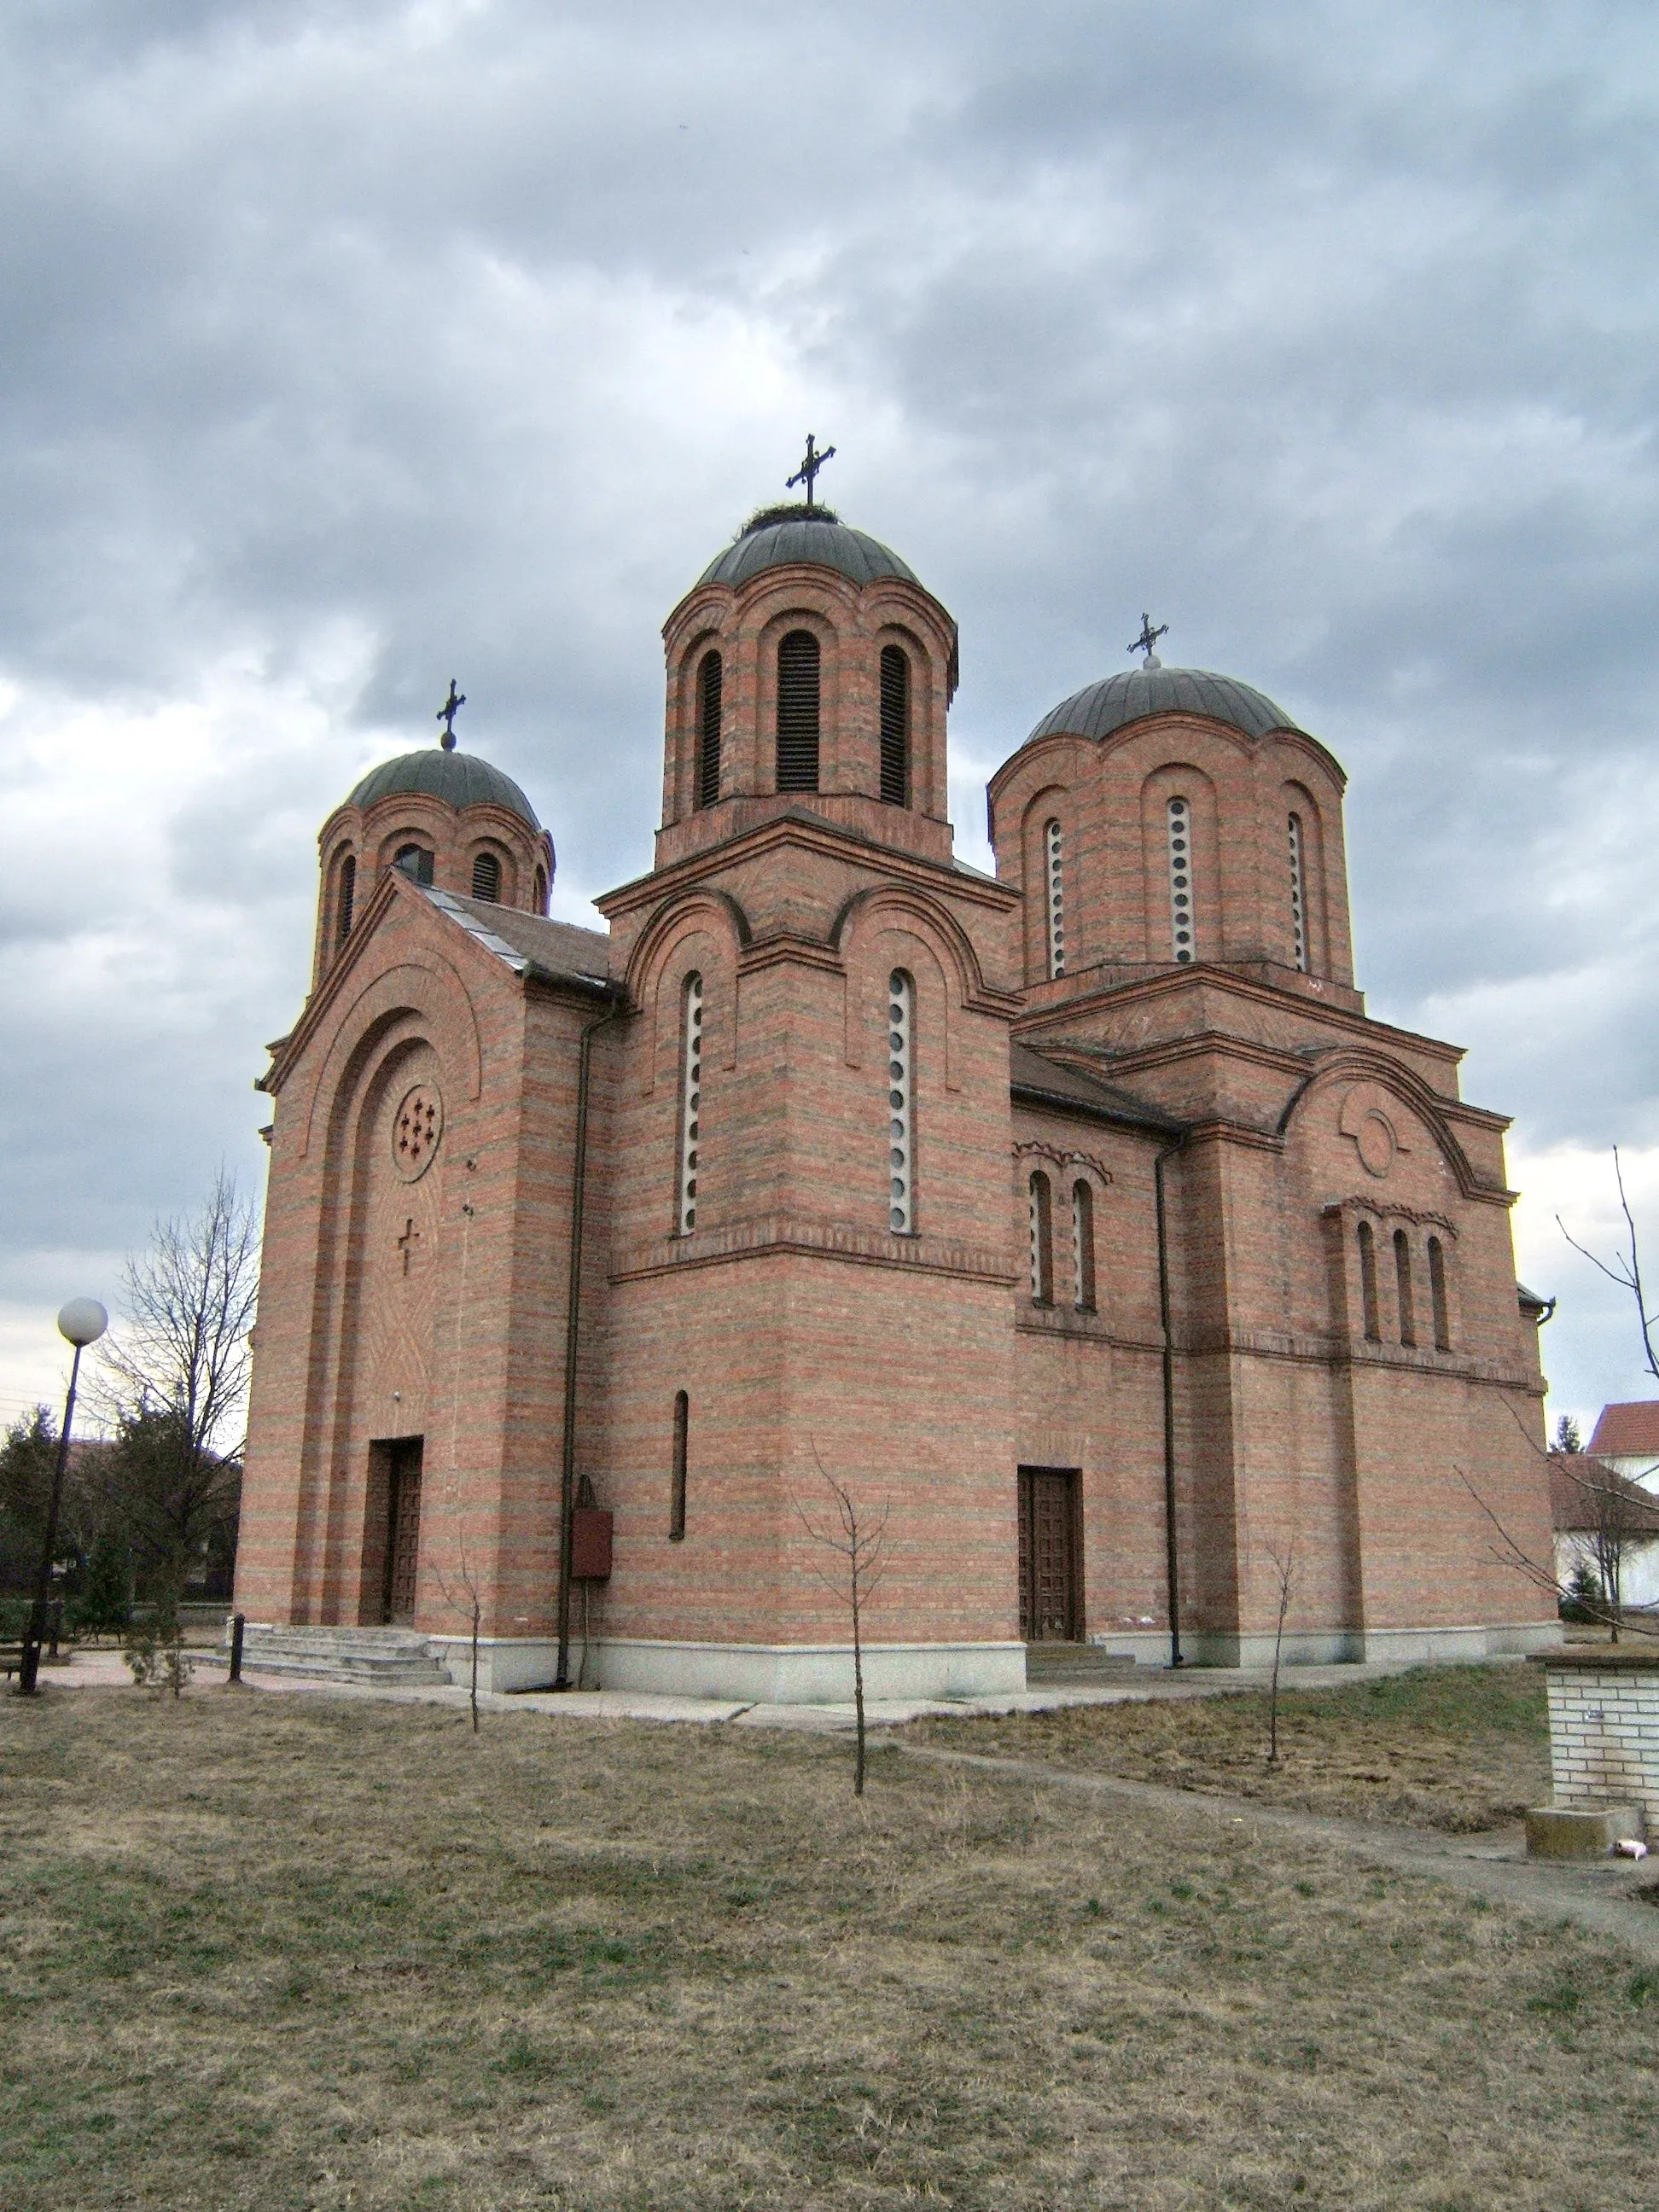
[533,865,547,915]
[776,630,820,792]
[879,645,910,805]
[1428,1236,1451,1350]
[394,843,434,886]
[669,1391,688,1540]
[677,974,703,1234]
[1357,1220,1380,1342]
[1394,1229,1417,1347]
[471,850,501,902]
[1045,819,1066,977]
[1028,1172,1054,1305]
[1167,798,1195,962]
[888,970,914,1232]
[696,649,723,809]
[1072,1179,1096,1312]
[335,853,356,945]
[1288,813,1308,971]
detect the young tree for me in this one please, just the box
[1261,1536,1297,1768]
[1554,1413,1583,1455]
[793,1452,892,1796]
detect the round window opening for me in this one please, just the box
[393,1083,445,1181]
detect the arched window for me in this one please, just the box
[1072,1179,1096,1312]
[1044,819,1066,978]
[879,645,910,805]
[677,974,703,1235]
[1394,1229,1417,1347]
[1167,798,1195,962]
[669,1390,689,1540]
[696,649,723,809]
[1357,1220,1380,1342]
[1288,813,1308,972]
[776,630,820,792]
[470,850,501,903]
[335,853,356,946]
[1028,1172,1054,1305]
[887,970,914,1232]
[394,842,434,887]
[533,865,547,915]
[1428,1236,1451,1350]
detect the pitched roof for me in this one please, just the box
[1587,1400,1659,1458]
[422,888,614,995]
[1549,1453,1659,1535]
[1010,1041,1184,1135]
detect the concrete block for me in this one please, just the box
[1525,1805,1646,1860]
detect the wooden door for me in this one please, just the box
[383,1438,424,1624]
[1018,1467,1079,1641]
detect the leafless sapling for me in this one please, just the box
[1261,1536,1297,1767]
[792,1451,892,1796]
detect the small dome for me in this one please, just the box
[696,504,921,592]
[346,746,541,829]
[1028,665,1303,746]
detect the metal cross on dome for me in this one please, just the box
[436,679,466,748]
[1129,614,1168,667]
[786,433,836,510]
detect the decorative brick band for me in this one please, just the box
[612,1212,1016,1286]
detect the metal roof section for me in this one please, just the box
[347,746,542,829]
[1027,665,1304,747]
[696,512,921,591]
[1010,1040,1185,1135]
[422,888,614,994]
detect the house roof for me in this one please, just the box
[1549,1453,1659,1535]
[1587,1400,1659,1458]
[1010,1040,1184,1136]
[422,887,614,995]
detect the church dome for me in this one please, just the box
[346,745,541,829]
[696,504,922,592]
[1028,665,1303,746]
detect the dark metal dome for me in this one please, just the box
[1028,665,1302,746]
[696,506,921,591]
[346,747,541,829]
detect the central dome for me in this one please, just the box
[346,746,542,829]
[696,504,921,591]
[1029,665,1303,746]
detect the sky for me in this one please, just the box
[3,0,1658,1435]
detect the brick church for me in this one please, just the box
[235,492,1560,1696]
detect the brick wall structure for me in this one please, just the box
[1537,1651,1659,1829]
[235,502,1561,1695]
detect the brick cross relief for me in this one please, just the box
[397,1217,421,1276]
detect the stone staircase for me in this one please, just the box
[236,1624,454,1688]
[1025,1643,1145,1685]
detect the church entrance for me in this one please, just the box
[1018,1467,1080,1641]
[381,1437,424,1624]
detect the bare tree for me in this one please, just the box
[1557,1145,1659,1388]
[94,1171,259,1595]
[1260,1537,1297,1768]
[792,1451,892,1796]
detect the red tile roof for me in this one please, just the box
[1549,1454,1659,1534]
[1587,1400,1659,1458]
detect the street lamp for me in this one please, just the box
[16,1297,108,1697]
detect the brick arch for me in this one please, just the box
[1138,760,1219,965]
[830,883,997,1010]
[832,888,992,1096]
[1278,1052,1487,1202]
[625,888,752,1091]
[299,955,486,1160]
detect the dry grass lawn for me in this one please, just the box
[2,1684,1655,2211]
[910,1665,1551,1833]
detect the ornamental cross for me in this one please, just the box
[397,1217,421,1276]
[436,678,466,748]
[1129,614,1168,667]
[786,433,836,509]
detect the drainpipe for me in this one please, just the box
[1154,1135,1188,1669]
[555,998,622,1691]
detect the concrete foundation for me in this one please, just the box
[1525,1804,1646,1860]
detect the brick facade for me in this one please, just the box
[235,504,1560,1694]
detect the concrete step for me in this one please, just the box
[237,1624,453,1687]
[1025,1644,1144,1681]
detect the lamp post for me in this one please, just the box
[16,1297,108,1697]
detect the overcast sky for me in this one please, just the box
[3,0,1658,1436]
